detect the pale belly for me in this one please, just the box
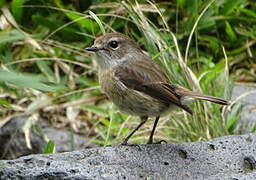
[99,71,170,117]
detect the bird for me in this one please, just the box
[85,32,229,145]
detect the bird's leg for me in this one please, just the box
[147,116,166,144]
[147,116,159,144]
[120,116,148,145]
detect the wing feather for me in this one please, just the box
[114,60,193,114]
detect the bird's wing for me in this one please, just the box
[114,60,192,114]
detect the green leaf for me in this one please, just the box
[52,0,100,33]
[31,15,83,41]
[197,6,215,30]
[0,69,66,91]
[238,8,256,18]
[36,61,56,83]
[76,76,98,87]
[227,103,242,133]
[225,21,237,42]
[43,140,56,154]
[0,30,26,43]
[199,35,219,53]
[0,0,5,8]
[235,27,255,38]
[152,46,173,60]
[251,124,256,133]
[177,0,186,8]
[11,0,25,23]
[220,0,242,15]
[100,118,111,127]
[0,98,11,107]
[66,12,99,33]
[81,105,108,117]
[89,11,105,35]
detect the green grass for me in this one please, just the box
[0,0,255,147]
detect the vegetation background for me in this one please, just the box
[0,0,255,150]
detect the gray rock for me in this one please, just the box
[232,84,256,105]
[0,116,45,160]
[232,84,256,133]
[44,127,97,153]
[0,116,97,160]
[1,133,256,180]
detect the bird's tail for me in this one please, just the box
[180,91,230,105]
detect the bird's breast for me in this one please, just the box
[99,69,169,117]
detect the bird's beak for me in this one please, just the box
[85,46,101,52]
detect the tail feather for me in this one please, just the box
[191,94,229,105]
[180,91,230,105]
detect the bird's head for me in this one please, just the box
[85,33,143,69]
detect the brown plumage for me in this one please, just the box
[85,32,229,145]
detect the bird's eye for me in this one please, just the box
[109,40,118,49]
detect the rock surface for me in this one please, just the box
[0,116,97,160]
[232,84,256,133]
[1,133,256,180]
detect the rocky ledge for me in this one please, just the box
[1,133,256,180]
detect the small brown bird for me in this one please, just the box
[85,32,229,145]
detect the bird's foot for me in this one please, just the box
[118,140,138,146]
[147,139,167,144]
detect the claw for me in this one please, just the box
[118,142,139,146]
[147,140,167,144]
[119,141,128,146]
